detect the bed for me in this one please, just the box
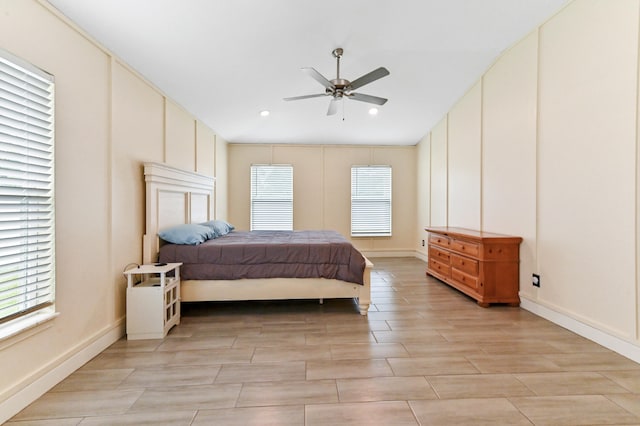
[142,162,372,315]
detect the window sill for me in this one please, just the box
[0,310,59,349]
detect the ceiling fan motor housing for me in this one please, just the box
[331,78,350,90]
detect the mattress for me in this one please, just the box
[158,230,366,285]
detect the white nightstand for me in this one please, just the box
[124,262,182,340]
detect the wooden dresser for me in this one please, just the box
[425,227,522,307]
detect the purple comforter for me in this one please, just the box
[158,230,366,285]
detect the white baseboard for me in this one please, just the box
[361,250,428,263]
[0,321,125,424]
[520,297,640,364]
[362,250,421,258]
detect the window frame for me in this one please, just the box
[0,47,56,336]
[250,164,293,231]
[350,165,392,237]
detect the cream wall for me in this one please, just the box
[196,121,215,176]
[165,100,196,171]
[418,0,640,357]
[214,134,229,220]
[416,133,430,260]
[111,61,165,320]
[0,1,225,420]
[275,145,325,230]
[447,81,482,230]
[482,30,538,301]
[227,144,417,255]
[536,0,637,337]
[430,117,448,226]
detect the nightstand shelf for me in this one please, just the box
[124,263,182,340]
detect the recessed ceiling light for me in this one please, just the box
[260,110,270,117]
[368,108,378,115]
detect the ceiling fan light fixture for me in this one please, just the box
[369,107,379,115]
[260,110,270,117]
[283,48,390,115]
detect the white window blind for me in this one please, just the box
[351,165,392,237]
[0,49,55,325]
[250,165,293,231]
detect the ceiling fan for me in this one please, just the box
[284,48,390,116]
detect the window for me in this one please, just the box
[250,164,293,230]
[0,48,55,327]
[351,165,392,236]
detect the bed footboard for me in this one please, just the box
[180,257,373,315]
[357,257,373,315]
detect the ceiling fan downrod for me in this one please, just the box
[331,48,348,98]
[332,48,343,79]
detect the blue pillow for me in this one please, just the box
[200,220,235,237]
[158,224,214,245]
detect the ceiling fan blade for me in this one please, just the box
[327,98,339,116]
[348,93,388,105]
[283,93,328,101]
[348,67,390,91]
[302,67,334,90]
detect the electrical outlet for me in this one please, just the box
[421,239,425,247]
[532,273,540,287]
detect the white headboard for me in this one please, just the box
[143,162,215,263]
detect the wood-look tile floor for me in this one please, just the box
[8,257,640,425]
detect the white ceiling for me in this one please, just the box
[47,0,569,146]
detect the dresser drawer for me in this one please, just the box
[484,243,519,261]
[450,253,478,275]
[429,258,450,277]
[451,268,478,290]
[429,246,450,263]
[429,234,450,249]
[450,239,479,257]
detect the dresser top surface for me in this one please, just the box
[425,227,522,243]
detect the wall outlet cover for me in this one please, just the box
[532,273,540,287]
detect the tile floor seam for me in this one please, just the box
[503,396,536,426]
[512,373,541,397]
[601,393,640,421]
